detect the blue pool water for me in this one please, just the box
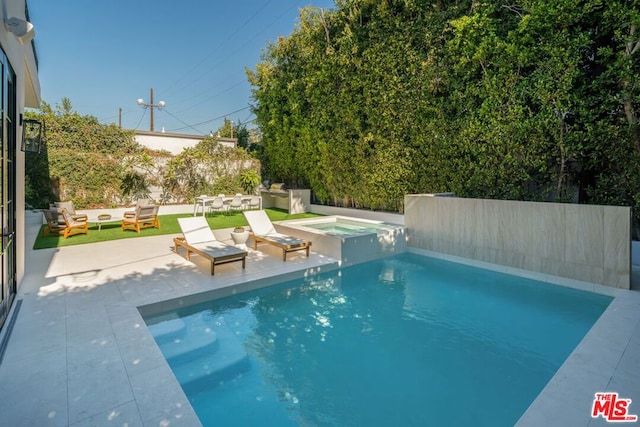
[143,253,612,426]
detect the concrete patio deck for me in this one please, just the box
[0,209,639,426]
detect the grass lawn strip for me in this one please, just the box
[33,209,322,250]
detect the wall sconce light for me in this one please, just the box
[21,119,43,153]
[4,17,35,44]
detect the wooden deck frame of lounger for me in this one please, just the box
[174,236,246,275]
[250,234,311,261]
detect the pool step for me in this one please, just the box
[149,314,221,363]
[146,315,187,345]
[172,324,250,396]
[162,329,219,363]
[148,315,250,395]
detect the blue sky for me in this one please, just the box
[28,0,335,135]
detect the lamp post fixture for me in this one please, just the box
[136,88,165,132]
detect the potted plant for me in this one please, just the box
[231,226,249,246]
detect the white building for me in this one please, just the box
[0,0,41,329]
[134,130,237,156]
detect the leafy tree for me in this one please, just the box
[161,137,261,202]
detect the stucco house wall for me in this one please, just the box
[2,0,41,287]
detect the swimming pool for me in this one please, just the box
[142,253,611,426]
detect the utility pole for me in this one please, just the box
[136,88,165,132]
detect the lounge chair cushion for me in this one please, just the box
[242,210,277,235]
[189,241,246,257]
[257,232,307,247]
[178,217,219,244]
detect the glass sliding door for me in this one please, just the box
[0,49,16,330]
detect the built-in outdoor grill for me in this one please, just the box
[259,183,311,214]
[259,183,289,197]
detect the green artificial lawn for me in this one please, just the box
[33,208,322,250]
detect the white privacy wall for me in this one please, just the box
[404,195,631,289]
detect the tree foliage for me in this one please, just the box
[248,0,640,222]
[26,99,138,208]
[161,137,261,203]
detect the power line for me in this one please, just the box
[98,108,133,124]
[133,0,305,132]
[162,109,207,134]
[177,0,302,104]
[157,0,276,100]
[157,0,304,114]
[172,80,246,116]
[133,108,147,131]
[166,105,251,133]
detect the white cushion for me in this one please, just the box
[243,210,276,236]
[178,217,217,245]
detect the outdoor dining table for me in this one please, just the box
[192,195,262,216]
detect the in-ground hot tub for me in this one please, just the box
[276,215,407,266]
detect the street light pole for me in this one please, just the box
[137,88,165,132]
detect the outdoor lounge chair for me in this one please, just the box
[42,209,66,237]
[242,210,311,261]
[60,208,89,239]
[53,201,87,222]
[174,217,247,275]
[121,204,160,233]
[124,198,152,218]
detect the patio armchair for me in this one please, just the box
[42,209,66,237]
[174,217,247,275]
[53,201,88,222]
[242,210,311,261]
[124,198,152,218]
[121,204,160,233]
[60,208,89,239]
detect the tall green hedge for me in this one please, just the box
[248,0,640,225]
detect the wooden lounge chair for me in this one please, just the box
[42,209,66,237]
[121,204,160,233]
[242,210,311,261]
[60,208,89,239]
[174,217,247,275]
[52,201,88,222]
[124,198,152,218]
